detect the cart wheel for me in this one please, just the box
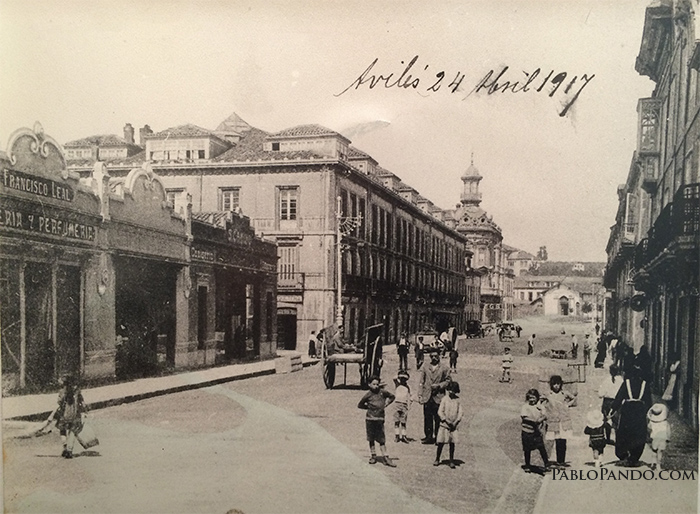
[323,362,336,389]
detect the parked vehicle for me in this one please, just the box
[496,322,516,342]
[465,319,484,338]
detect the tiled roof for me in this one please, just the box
[149,124,224,141]
[192,211,230,227]
[267,124,341,138]
[347,146,374,160]
[216,113,251,134]
[211,127,328,163]
[65,134,135,148]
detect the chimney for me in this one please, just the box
[123,123,135,144]
[139,124,153,147]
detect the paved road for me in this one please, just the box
[4,346,544,513]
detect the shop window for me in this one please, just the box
[219,187,240,211]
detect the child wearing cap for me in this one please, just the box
[647,403,670,470]
[584,410,606,468]
[434,381,463,469]
[393,370,412,443]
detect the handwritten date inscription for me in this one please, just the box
[335,55,594,117]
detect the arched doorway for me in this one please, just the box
[559,296,569,316]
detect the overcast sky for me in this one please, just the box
[0,0,654,261]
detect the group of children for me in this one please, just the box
[358,370,463,469]
[519,375,671,472]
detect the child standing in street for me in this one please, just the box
[543,374,576,467]
[434,381,463,469]
[50,374,87,458]
[520,389,549,472]
[358,376,397,467]
[584,410,606,468]
[527,334,536,355]
[449,342,459,373]
[393,370,412,443]
[647,403,670,470]
[500,347,513,383]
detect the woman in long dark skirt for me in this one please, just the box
[610,365,652,465]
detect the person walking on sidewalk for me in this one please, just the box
[520,389,549,473]
[598,363,623,444]
[434,381,463,469]
[647,403,670,471]
[308,330,318,359]
[583,334,592,365]
[51,374,87,459]
[418,350,451,444]
[358,376,397,467]
[610,365,652,466]
[584,410,606,468]
[543,375,576,467]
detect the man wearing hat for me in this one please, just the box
[418,349,451,444]
[647,403,670,470]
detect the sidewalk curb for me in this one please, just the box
[7,359,320,423]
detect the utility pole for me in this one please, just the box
[336,195,362,329]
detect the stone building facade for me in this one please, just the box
[605,0,700,428]
[0,123,276,394]
[66,113,474,351]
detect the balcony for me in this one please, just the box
[278,272,304,290]
[640,155,660,194]
[636,183,700,268]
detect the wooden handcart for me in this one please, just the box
[320,323,383,389]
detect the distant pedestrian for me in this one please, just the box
[570,334,579,360]
[527,334,535,356]
[595,322,601,335]
[515,325,522,338]
[392,370,412,443]
[51,374,87,459]
[358,376,396,467]
[500,347,513,383]
[448,342,459,372]
[584,410,606,468]
[308,330,318,359]
[543,375,576,467]
[583,334,592,365]
[418,350,451,444]
[521,388,548,472]
[647,403,670,470]
[634,345,653,383]
[396,332,409,371]
[415,336,425,369]
[434,381,463,469]
[594,335,607,368]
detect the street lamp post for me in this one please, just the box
[336,195,362,329]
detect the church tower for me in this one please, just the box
[460,153,483,207]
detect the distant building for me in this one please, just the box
[67,113,474,351]
[514,275,603,318]
[505,246,538,276]
[446,157,514,322]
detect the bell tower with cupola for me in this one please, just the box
[460,153,483,207]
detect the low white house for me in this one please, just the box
[534,284,583,316]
